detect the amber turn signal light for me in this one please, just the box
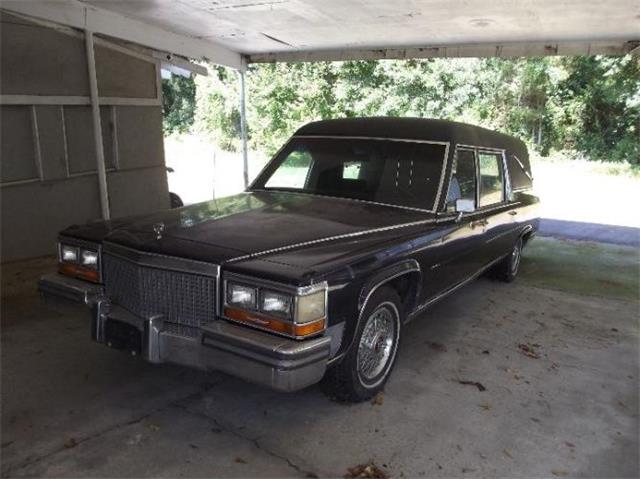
[59,263,100,283]
[223,307,325,338]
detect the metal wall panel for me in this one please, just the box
[35,106,67,182]
[63,106,115,174]
[0,106,38,183]
[96,45,158,99]
[0,12,90,96]
[0,176,102,261]
[115,106,165,169]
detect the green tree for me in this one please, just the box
[188,55,639,163]
[162,74,196,134]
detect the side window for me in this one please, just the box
[265,149,312,189]
[478,152,504,207]
[446,149,477,209]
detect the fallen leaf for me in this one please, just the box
[503,448,513,459]
[479,402,492,411]
[345,462,389,479]
[481,350,490,355]
[611,328,619,332]
[234,457,247,464]
[565,442,575,448]
[371,393,384,406]
[63,438,77,449]
[551,469,568,476]
[457,380,486,392]
[518,343,540,359]
[146,422,160,432]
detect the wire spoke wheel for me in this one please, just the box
[511,239,522,275]
[357,303,397,384]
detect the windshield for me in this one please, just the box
[252,137,448,211]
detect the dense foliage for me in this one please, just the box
[162,74,197,134]
[165,56,639,163]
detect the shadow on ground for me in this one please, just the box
[1,238,639,478]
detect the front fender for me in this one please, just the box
[329,259,422,365]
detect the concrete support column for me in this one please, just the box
[85,29,111,220]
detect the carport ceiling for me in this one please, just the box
[3,0,639,68]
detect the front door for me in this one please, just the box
[427,147,486,295]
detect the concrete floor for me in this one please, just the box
[1,238,639,478]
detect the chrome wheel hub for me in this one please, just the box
[511,242,522,274]
[357,305,397,382]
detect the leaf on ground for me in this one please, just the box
[503,448,513,459]
[565,441,575,448]
[345,462,389,479]
[146,422,161,431]
[371,393,384,406]
[457,380,486,392]
[552,469,569,476]
[479,402,492,411]
[63,438,78,449]
[518,343,541,359]
[234,457,247,464]
[482,350,490,355]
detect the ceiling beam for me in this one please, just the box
[1,1,243,70]
[248,40,638,64]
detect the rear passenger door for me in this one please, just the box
[476,150,514,261]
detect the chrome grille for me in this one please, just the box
[103,253,217,333]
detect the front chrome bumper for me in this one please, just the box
[39,273,105,304]
[39,273,332,392]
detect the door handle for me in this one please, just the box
[471,219,488,228]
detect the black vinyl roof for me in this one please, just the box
[295,117,533,190]
[296,117,521,151]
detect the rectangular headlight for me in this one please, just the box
[61,245,79,263]
[227,282,257,309]
[261,290,292,317]
[80,249,99,269]
[295,290,325,324]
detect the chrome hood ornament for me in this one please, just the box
[153,222,165,240]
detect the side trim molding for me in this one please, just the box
[407,253,508,320]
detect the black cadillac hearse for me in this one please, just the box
[40,118,539,402]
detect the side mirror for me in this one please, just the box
[455,198,475,213]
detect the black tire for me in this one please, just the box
[489,236,523,283]
[169,192,184,209]
[321,286,403,402]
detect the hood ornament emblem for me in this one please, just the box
[153,222,165,240]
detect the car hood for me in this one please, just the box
[63,190,435,265]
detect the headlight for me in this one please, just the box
[58,240,101,283]
[80,249,99,269]
[227,282,257,309]
[295,290,325,324]
[223,276,327,338]
[261,290,292,317]
[61,245,79,263]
